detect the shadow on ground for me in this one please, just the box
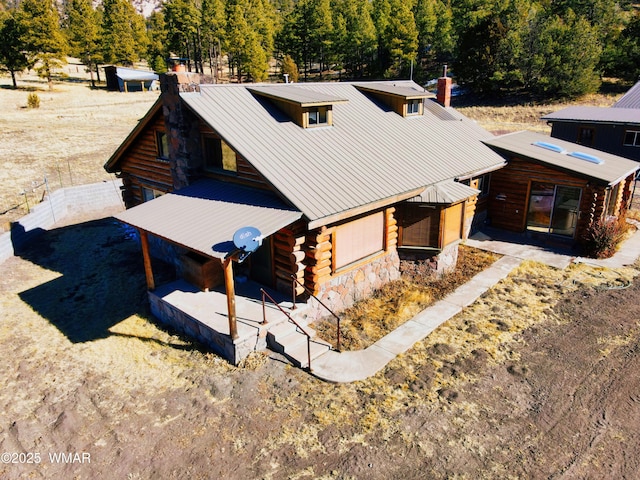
[17,217,174,343]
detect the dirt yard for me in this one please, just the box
[1,208,639,479]
[0,64,157,225]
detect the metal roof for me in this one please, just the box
[115,179,302,259]
[484,131,639,185]
[407,180,479,204]
[114,67,159,82]
[354,82,432,99]
[542,106,640,124]
[613,81,640,109]
[181,80,505,226]
[247,85,348,107]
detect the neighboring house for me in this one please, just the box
[104,72,506,362]
[542,80,640,161]
[104,66,159,93]
[484,131,638,242]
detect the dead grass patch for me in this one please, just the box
[313,245,501,351]
[457,92,622,135]
[0,66,157,225]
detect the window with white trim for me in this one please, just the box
[623,130,640,147]
[308,107,328,126]
[406,99,421,115]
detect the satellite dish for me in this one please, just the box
[232,226,263,263]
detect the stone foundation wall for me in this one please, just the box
[398,242,459,276]
[149,291,262,365]
[306,251,401,321]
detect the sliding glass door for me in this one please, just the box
[527,183,581,237]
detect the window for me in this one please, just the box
[624,130,640,147]
[203,136,237,173]
[142,187,163,202]
[406,99,421,115]
[470,174,491,198]
[308,107,328,126]
[156,131,169,160]
[399,204,439,248]
[333,212,384,270]
[577,127,594,146]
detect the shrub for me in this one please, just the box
[582,217,627,259]
[27,93,40,109]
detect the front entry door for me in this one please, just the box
[527,183,581,237]
[250,237,274,287]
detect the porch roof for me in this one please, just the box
[115,179,302,259]
[407,180,479,205]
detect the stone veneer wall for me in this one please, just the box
[306,251,401,322]
[149,290,263,365]
[398,243,459,276]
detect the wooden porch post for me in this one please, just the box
[223,257,239,340]
[139,230,155,291]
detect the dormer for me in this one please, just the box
[248,85,348,128]
[355,83,432,117]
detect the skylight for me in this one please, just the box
[568,151,605,165]
[531,141,605,165]
[533,141,565,153]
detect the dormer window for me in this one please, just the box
[308,107,328,126]
[407,99,421,115]
[248,85,347,129]
[355,83,431,117]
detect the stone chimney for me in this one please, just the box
[160,72,201,190]
[436,65,452,108]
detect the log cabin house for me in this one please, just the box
[484,131,638,242]
[104,72,508,363]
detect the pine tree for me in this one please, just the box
[146,10,168,73]
[0,9,30,88]
[201,0,226,79]
[373,0,418,78]
[331,0,377,78]
[101,0,148,67]
[64,0,102,87]
[21,0,67,91]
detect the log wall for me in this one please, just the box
[488,157,591,233]
[118,112,173,207]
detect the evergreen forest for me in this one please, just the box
[1,0,639,99]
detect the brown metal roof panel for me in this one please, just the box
[182,82,506,223]
[247,85,348,106]
[484,131,639,185]
[115,180,302,258]
[354,82,433,99]
[408,180,480,204]
[542,106,640,123]
[613,81,640,109]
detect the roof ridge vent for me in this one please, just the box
[532,141,566,154]
[568,151,605,165]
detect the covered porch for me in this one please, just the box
[149,278,305,364]
[115,179,304,364]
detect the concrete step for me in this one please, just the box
[266,321,330,369]
[281,335,332,369]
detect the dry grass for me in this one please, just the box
[457,92,624,135]
[313,246,501,351]
[0,60,158,225]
